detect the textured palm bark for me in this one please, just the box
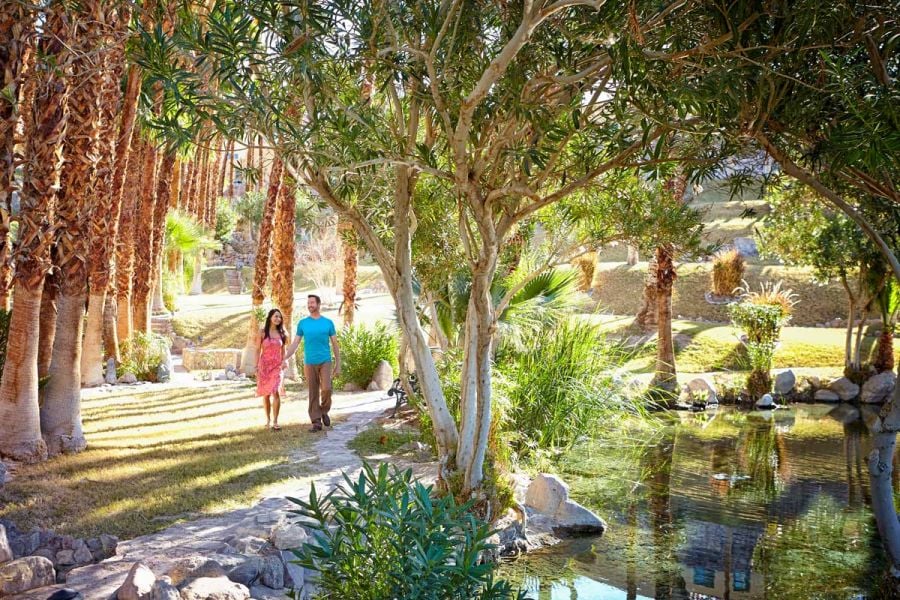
[217,140,229,199]
[195,148,210,224]
[37,264,59,379]
[181,160,194,211]
[0,6,73,463]
[226,140,235,198]
[115,132,145,343]
[132,139,160,334]
[650,244,678,394]
[207,142,222,227]
[271,171,297,379]
[242,157,282,375]
[149,151,176,316]
[0,4,34,310]
[169,158,181,208]
[245,140,254,194]
[338,216,358,326]
[635,255,658,331]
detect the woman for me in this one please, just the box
[256,308,287,430]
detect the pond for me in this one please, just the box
[501,404,885,599]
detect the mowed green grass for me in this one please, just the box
[0,384,320,540]
[589,315,898,374]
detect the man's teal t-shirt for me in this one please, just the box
[296,316,336,365]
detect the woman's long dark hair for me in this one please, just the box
[263,309,287,344]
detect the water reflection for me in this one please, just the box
[503,405,885,599]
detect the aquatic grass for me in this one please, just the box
[498,320,647,455]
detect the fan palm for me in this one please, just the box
[165,210,220,293]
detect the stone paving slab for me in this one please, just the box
[18,391,393,600]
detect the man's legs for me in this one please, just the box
[319,362,333,425]
[305,363,322,426]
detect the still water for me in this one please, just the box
[502,404,885,599]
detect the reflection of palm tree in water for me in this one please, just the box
[643,432,689,599]
[844,422,867,507]
[737,419,788,499]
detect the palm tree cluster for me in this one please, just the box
[0,0,303,463]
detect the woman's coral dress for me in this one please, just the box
[256,334,284,396]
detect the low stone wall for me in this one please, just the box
[182,348,242,372]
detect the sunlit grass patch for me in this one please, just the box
[348,424,421,459]
[0,383,318,540]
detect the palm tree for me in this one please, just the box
[0,4,72,463]
[83,9,137,384]
[271,171,297,379]
[165,211,219,292]
[131,134,160,334]
[0,2,35,310]
[115,131,145,344]
[41,0,108,453]
[150,150,177,315]
[338,216,358,326]
[242,156,282,375]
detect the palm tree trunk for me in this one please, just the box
[195,147,210,224]
[37,266,59,379]
[271,170,297,379]
[339,217,358,326]
[169,158,181,208]
[226,139,235,198]
[242,157,282,375]
[635,254,658,332]
[150,151,176,317]
[190,252,204,295]
[132,140,160,334]
[0,3,35,311]
[152,252,167,314]
[180,160,194,210]
[0,5,73,463]
[115,131,144,344]
[216,140,227,203]
[651,244,678,394]
[208,141,222,228]
[245,138,254,195]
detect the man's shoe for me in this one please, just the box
[322,413,331,427]
[309,424,323,433]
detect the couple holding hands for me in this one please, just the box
[255,294,341,432]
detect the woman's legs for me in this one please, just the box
[263,395,272,427]
[271,391,281,429]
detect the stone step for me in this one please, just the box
[150,317,174,335]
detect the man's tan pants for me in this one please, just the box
[305,362,333,424]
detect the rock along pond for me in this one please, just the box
[501,404,882,599]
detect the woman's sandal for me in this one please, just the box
[272,424,282,431]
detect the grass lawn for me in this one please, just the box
[0,383,320,540]
[348,424,421,459]
[590,315,898,374]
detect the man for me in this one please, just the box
[283,294,341,432]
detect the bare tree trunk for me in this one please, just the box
[151,251,166,314]
[190,253,203,295]
[626,245,639,266]
[102,293,118,361]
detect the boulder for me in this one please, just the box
[370,360,394,391]
[156,363,171,384]
[828,404,861,425]
[226,536,268,555]
[179,577,250,600]
[105,359,118,385]
[166,557,226,586]
[257,555,283,589]
[814,389,841,402]
[270,523,308,551]
[73,541,93,565]
[829,377,860,401]
[733,237,759,257]
[755,394,776,409]
[342,383,362,392]
[0,525,12,564]
[249,585,284,600]
[118,562,156,600]
[678,377,718,406]
[56,549,75,566]
[861,371,896,404]
[150,579,180,600]
[280,551,304,589]
[0,556,55,595]
[524,474,605,535]
[0,461,7,486]
[118,372,138,384]
[227,558,261,587]
[774,370,796,395]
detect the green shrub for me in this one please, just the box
[214,199,238,243]
[119,332,170,381]
[335,322,398,388]
[497,319,638,454]
[711,248,745,296]
[729,285,795,398]
[162,273,180,313]
[288,463,524,600]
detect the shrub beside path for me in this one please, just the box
[16,390,394,600]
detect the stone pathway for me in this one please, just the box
[18,391,394,600]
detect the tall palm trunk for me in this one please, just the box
[132,139,160,334]
[338,216,358,326]
[650,244,678,394]
[180,160,194,210]
[875,326,895,373]
[635,255,658,332]
[169,158,181,208]
[207,141,222,228]
[82,8,132,385]
[37,263,59,378]
[245,139,254,196]
[42,1,106,450]
[0,4,35,310]
[271,171,297,379]
[242,157,282,375]
[226,140,235,198]
[0,6,73,463]
[195,147,210,224]
[115,132,145,344]
[150,151,176,316]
